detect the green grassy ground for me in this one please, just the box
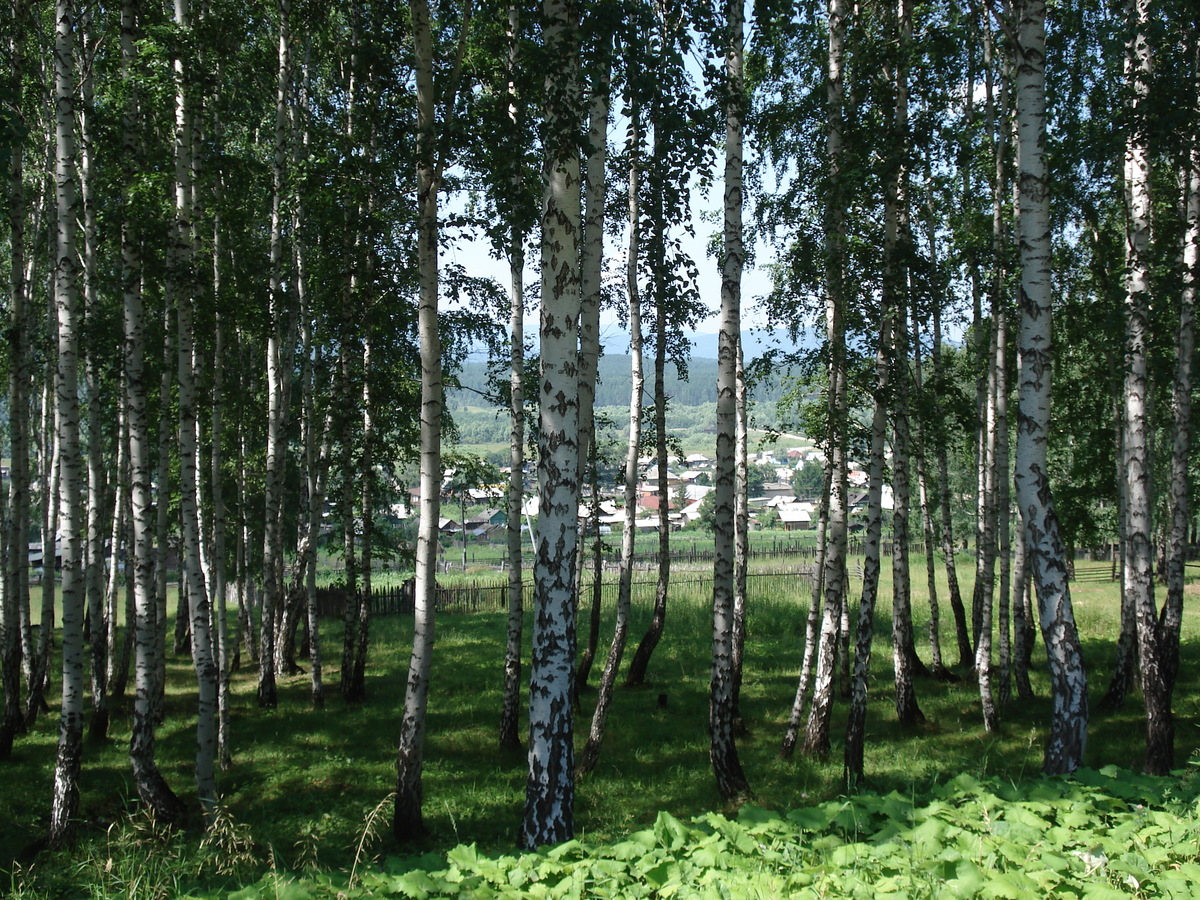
[2,557,1197,896]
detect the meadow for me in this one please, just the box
[2,554,1199,897]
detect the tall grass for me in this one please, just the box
[2,557,1196,896]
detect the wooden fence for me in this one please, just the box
[321,565,822,620]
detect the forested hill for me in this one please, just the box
[447,353,800,410]
[448,328,816,412]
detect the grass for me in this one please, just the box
[2,556,1198,897]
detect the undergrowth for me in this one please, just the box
[2,559,1198,897]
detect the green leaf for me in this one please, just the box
[1080,884,1132,900]
[787,806,835,833]
[446,844,482,872]
[641,861,675,889]
[654,811,691,850]
[829,843,863,868]
[547,840,584,860]
[951,858,986,896]
[980,870,1040,898]
[390,870,440,899]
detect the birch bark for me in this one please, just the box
[1013,0,1088,774]
[803,0,850,758]
[124,0,183,821]
[1122,0,1171,775]
[395,0,443,841]
[709,0,751,800]
[522,0,582,848]
[499,0,526,751]
[49,0,86,843]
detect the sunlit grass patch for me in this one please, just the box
[3,558,1198,896]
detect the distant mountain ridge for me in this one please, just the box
[451,328,817,411]
[592,326,817,362]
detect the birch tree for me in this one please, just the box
[522,0,582,849]
[1,0,32,756]
[1011,0,1088,774]
[803,0,850,758]
[1158,28,1198,766]
[171,0,219,819]
[48,0,86,844]
[499,0,529,752]
[1121,0,1171,775]
[122,0,185,821]
[395,0,472,841]
[576,81,641,779]
[887,0,924,728]
[709,0,751,801]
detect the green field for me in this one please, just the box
[2,556,1197,897]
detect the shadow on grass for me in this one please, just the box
[3,560,1199,894]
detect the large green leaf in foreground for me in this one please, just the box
[215,765,1200,899]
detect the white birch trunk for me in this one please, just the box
[499,0,525,751]
[2,5,31,751]
[573,53,609,697]
[49,0,86,843]
[887,0,923,726]
[171,0,217,817]
[1122,0,1171,774]
[395,0,452,840]
[79,30,112,744]
[1160,89,1198,702]
[259,0,291,709]
[522,0,582,849]
[1013,0,1088,774]
[708,0,751,800]
[123,0,182,819]
[845,316,890,783]
[804,0,850,755]
[577,96,640,779]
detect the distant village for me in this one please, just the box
[408,444,895,542]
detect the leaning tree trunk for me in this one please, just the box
[933,299,971,667]
[779,471,828,759]
[908,295,950,679]
[625,99,670,691]
[845,314,890,785]
[1013,0,1088,774]
[576,88,639,780]
[921,191,969,672]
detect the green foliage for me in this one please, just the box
[5,560,1198,897]
[195,767,1200,898]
